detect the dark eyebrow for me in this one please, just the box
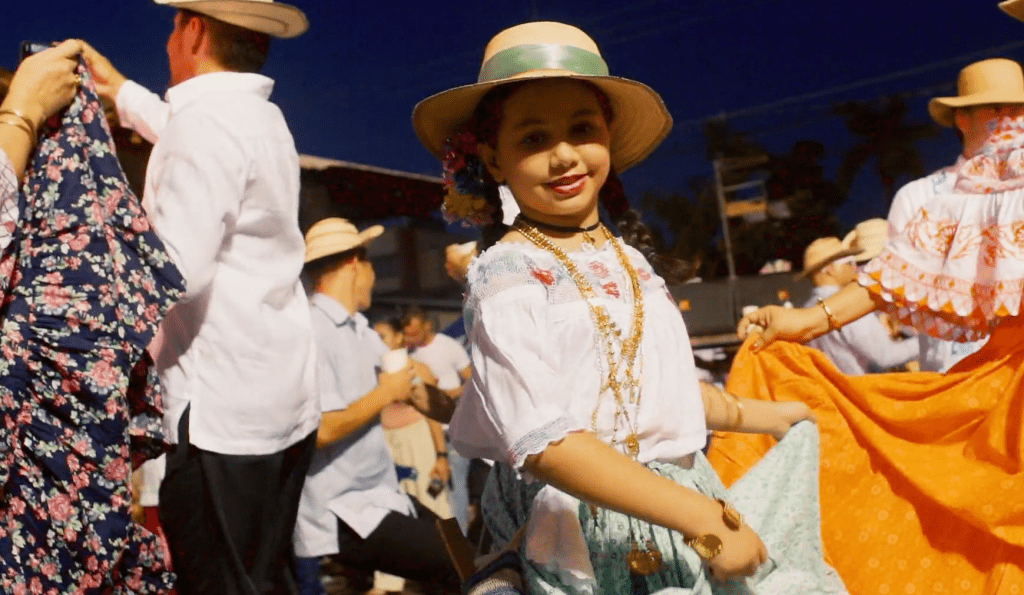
[572,108,599,118]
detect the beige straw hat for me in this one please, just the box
[797,237,862,279]
[842,218,887,263]
[154,0,309,38]
[927,58,1024,127]
[304,218,384,264]
[412,21,672,173]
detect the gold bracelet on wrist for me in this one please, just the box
[0,118,34,142]
[817,298,840,330]
[0,108,38,139]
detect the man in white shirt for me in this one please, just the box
[800,235,918,375]
[83,2,319,593]
[295,218,459,594]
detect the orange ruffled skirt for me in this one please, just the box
[708,317,1024,595]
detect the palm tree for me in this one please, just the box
[834,97,938,205]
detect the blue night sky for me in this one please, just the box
[6,0,1024,231]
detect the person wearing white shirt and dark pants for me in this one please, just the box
[83,2,319,593]
[295,219,460,594]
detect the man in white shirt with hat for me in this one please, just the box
[800,222,919,375]
[296,218,460,595]
[82,2,319,593]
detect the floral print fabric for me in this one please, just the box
[0,65,184,593]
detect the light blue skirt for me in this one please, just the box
[481,421,846,594]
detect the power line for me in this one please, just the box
[675,39,1024,128]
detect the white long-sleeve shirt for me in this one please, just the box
[117,73,319,455]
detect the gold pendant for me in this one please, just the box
[624,433,640,458]
[626,538,663,576]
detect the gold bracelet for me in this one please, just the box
[0,118,34,141]
[0,108,38,139]
[817,298,840,330]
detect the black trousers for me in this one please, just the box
[159,408,317,595]
[334,498,461,591]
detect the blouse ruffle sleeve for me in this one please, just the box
[450,248,591,471]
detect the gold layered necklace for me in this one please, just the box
[512,219,645,460]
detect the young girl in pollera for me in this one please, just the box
[413,22,847,595]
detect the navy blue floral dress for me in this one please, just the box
[0,65,184,594]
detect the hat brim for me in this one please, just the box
[155,0,308,38]
[795,247,863,279]
[842,228,885,263]
[928,89,1024,127]
[1001,0,1024,22]
[412,70,672,173]
[304,225,384,263]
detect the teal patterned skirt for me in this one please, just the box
[481,422,846,594]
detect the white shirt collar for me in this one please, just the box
[165,71,274,111]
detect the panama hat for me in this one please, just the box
[304,218,383,264]
[842,218,887,263]
[796,237,862,279]
[412,21,672,173]
[927,58,1024,127]
[155,0,308,38]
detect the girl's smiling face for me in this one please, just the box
[479,79,612,226]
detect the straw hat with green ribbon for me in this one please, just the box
[412,21,672,173]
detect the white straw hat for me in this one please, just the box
[412,21,672,173]
[304,218,383,264]
[155,0,309,38]
[842,218,887,263]
[927,58,1024,127]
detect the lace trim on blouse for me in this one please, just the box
[508,417,584,470]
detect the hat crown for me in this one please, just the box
[957,59,1024,97]
[803,237,850,271]
[482,22,601,64]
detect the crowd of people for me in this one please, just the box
[1,0,1024,594]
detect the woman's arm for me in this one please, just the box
[736,281,883,351]
[525,432,767,580]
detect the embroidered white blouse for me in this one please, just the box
[450,239,708,581]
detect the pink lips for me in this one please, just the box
[547,174,587,197]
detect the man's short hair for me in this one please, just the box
[180,9,271,73]
[303,246,366,286]
[401,305,429,327]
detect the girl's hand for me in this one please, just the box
[769,401,814,440]
[709,524,769,580]
[737,305,826,352]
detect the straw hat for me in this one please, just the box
[927,58,1024,127]
[797,237,862,279]
[412,22,672,173]
[842,218,887,263]
[1001,0,1024,21]
[155,0,309,38]
[304,218,383,264]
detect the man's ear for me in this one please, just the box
[477,143,503,184]
[953,108,970,136]
[187,15,207,55]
